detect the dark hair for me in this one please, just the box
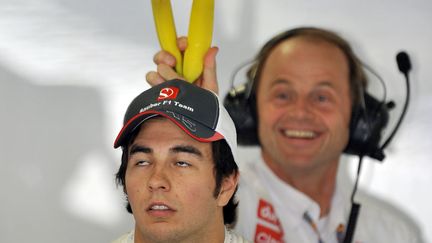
[115,125,239,226]
[247,26,367,113]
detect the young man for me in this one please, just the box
[147,27,422,242]
[113,79,249,243]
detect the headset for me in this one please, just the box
[223,27,410,162]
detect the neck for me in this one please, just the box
[135,220,226,243]
[262,152,339,217]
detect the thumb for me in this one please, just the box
[201,46,219,94]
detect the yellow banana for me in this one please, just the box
[183,0,214,82]
[151,0,183,76]
[151,0,214,83]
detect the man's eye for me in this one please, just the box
[136,160,150,166]
[314,92,333,104]
[317,95,328,102]
[275,92,290,100]
[175,161,191,167]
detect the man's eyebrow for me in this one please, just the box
[270,78,292,87]
[314,81,339,92]
[129,145,152,155]
[317,81,334,87]
[170,145,203,157]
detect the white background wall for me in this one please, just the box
[0,0,431,242]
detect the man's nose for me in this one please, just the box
[287,98,313,120]
[147,166,170,191]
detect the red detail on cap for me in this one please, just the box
[205,132,224,141]
[254,224,284,243]
[114,110,223,148]
[157,87,179,101]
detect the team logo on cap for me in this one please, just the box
[157,87,179,101]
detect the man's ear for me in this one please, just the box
[216,172,239,207]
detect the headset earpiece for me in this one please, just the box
[344,92,390,160]
[224,82,259,145]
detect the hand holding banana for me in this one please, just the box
[151,0,214,83]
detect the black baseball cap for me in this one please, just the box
[114,79,237,157]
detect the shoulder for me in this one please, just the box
[236,158,262,209]
[234,158,267,242]
[355,193,423,242]
[111,231,134,243]
[236,156,262,200]
[226,227,252,243]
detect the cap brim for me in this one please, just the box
[114,110,224,148]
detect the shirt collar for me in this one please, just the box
[255,158,319,229]
[323,175,352,233]
[254,157,353,232]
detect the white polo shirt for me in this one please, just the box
[112,227,250,243]
[234,157,423,243]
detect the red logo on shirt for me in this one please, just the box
[258,199,279,225]
[255,199,284,243]
[157,87,179,101]
[255,224,284,243]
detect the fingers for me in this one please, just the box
[146,63,184,87]
[201,46,219,94]
[148,48,181,87]
[148,37,217,91]
[148,36,187,87]
[177,36,188,52]
[153,50,176,67]
[145,71,165,87]
[154,36,187,65]
[158,63,183,81]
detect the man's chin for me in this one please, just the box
[135,225,184,243]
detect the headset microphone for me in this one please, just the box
[344,51,412,243]
[379,51,411,151]
[396,51,412,74]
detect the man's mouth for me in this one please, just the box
[149,204,170,211]
[283,129,317,139]
[147,203,175,217]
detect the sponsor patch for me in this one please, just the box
[157,87,179,101]
[254,199,284,243]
